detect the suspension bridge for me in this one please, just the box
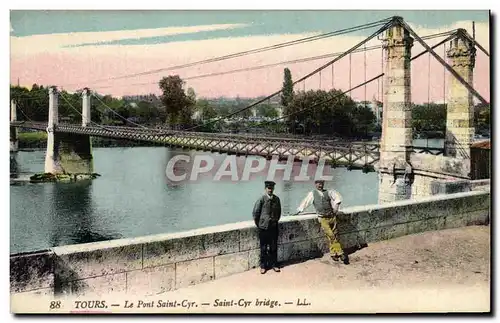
[10,16,489,203]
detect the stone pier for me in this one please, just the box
[44,87,94,175]
[10,100,18,152]
[378,22,414,203]
[445,31,476,159]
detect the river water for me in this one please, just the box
[9,139,443,254]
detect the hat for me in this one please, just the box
[265,181,276,188]
[314,180,325,184]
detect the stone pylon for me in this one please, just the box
[44,86,63,174]
[378,23,414,204]
[44,86,94,175]
[10,100,18,152]
[82,88,91,127]
[445,31,476,159]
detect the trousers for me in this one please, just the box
[318,216,344,256]
[258,225,278,269]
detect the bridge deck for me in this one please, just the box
[11,121,445,168]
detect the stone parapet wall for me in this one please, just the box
[11,191,490,297]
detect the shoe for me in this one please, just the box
[272,266,281,272]
[342,254,350,265]
[331,255,340,262]
[260,268,267,274]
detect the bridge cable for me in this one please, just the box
[364,42,367,109]
[331,64,334,89]
[181,18,396,132]
[83,18,392,85]
[427,50,431,107]
[16,103,34,122]
[443,42,446,107]
[91,92,150,129]
[398,19,488,105]
[59,92,117,132]
[240,32,459,134]
[91,30,458,91]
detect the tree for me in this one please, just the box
[257,104,279,118]
[281,68,294,108]
[412,103,446,133]
[158,75,194,128]
[195,99,217,120]
[285,89,358,137]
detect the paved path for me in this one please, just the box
[12,226,491,313]
[152,225,490,313]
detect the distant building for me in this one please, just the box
[122,94,160,104]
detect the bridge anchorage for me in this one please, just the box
[10,16,488,197]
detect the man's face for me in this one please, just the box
[266,187,274,195]
[315,182,324,190]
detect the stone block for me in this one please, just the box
[248,249,260,269]
[431,180,471,195]
[14,287,53,298]
[203,230,240,256]
[278,218,322,244]
[175,257,214,289]
[55,245,142,280]
[143,235,203,268]
[406,220,429,235]
[466,209,490,226]
[338,231,367,250]
[430,217,448,231]
[143,230,239,268]
[460,194,490,213]
[126,264,175,296]
[68,273,126,296]
[10,251,54,293]
[365,223,407,243]
[214,252,249,279]
[338,211,364,232]
[443,213,469,230]
[278,240,323,263]
[239,227,259,251]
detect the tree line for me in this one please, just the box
[10,70,490,139]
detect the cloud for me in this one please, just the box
[10,20,489,104]
[10,23,249,55]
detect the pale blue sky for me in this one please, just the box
[11,10,489,46]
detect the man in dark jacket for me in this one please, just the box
[253,181,282,274]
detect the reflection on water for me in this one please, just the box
[48,181,121,247]
[12,142,442,253]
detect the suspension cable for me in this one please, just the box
[443,42,446,107]
[247,73,384,131]
[364,42,367,107]
[91,92,149,129]
[242,33,458,133]
[59,93,114,131]
[331,64,334,89]
[85,18,392,85]
[427,51,431,106]
[181,18,395,132]
[92,30,457,91]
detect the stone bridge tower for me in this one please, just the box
[44,87,94,175]
[445,31,476,159]
[10,100,18,152]
[378,22,414,203]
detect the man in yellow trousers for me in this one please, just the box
[294,180,349,265]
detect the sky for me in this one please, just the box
[10,10,490,103]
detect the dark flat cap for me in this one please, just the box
[265,181,276,187]
[314,180,325,184]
